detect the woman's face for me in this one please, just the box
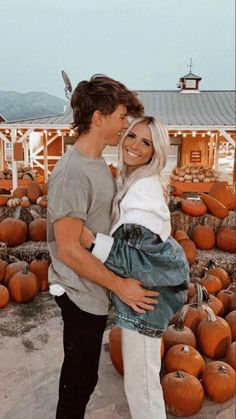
[122,123,154,172]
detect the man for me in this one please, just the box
[47,74,159,419]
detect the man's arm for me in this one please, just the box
[54,217,159,313]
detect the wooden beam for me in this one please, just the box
[17,129,33,143]
[0,139,4,170]
[43,132,48,183]
[11,128,18,190]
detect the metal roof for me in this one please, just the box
[1,90,235,129]
[180,72,202,80]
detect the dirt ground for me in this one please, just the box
[0,292,235,419]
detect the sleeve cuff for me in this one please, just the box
[92,233,114,263]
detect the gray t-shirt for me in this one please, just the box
[47,147,116,315]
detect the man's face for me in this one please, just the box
[101,104,129,146]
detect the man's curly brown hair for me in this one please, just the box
[71,74,144,134]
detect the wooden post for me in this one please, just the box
[208,136,214,167]
[43,131,48,183]
[11,128,18,190]
[214,133,219,171]
[0,139,4,171]
[24,139,29,167]
[233,147,236,189]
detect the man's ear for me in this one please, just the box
[92,110,103,127]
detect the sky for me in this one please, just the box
[0,0,235,99]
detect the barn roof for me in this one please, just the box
[1,90,235,129]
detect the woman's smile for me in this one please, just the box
[122,122,154,172]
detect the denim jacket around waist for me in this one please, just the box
[105,224,190,337]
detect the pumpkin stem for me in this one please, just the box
[218,365,227,374]
[174,304,189,330]
[203,305,217,322]
[175,370,185,378]
[13,206,22,220]
[182,345,190,353]
[192,283,208,308]
[199,215,207,226]
[29,209,41,220]
[207,259,217,269]
[22,265,28,275]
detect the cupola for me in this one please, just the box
[177,59,202,93]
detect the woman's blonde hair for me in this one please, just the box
[110,116,170,227]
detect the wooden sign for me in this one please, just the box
[190,150,201,163]
[13,143,24,161]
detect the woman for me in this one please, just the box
[82,116,189,419]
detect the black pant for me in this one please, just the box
[55,293,107,419]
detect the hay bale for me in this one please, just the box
[190,248,236,277]
[171,210,235,236]
[7,241,50,263]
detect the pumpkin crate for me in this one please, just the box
[170,180,215,196]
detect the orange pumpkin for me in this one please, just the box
[192,224,215,250]
[109,326,165,376]
[0,284,10,308]
[13,186,27,199]
[209,181,236,210]
[0,195,9,206]
[216,286,236,314]
[178,239,197,264]
[41,183,48,196]
[163,305,196,351]
[174,230,190,242]
[216,226,236,253]
[197,306,232,359]
[164,344,205,378]
[8,266,39,303]
[199,271,222,295]
[108,326,124,375]
[27,181,42,204]
[29,256,49,292]
[200,193,229,218]
[29,210,47,241]
[225,310,236,341]
[4,260,29,286]
[20,197,31,208]
[161,370,204,417]
[180,199,207,217]
[0,259,7,283]
[226,342,236,371]
[202,361,236,403]
[207,260,231,289]
[0,207,27,247]
[185,285,213,334]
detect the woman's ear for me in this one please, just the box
[92,110,103,127]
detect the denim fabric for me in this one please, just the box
[105,224,189,337]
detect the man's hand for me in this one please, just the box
[114,277,159,314]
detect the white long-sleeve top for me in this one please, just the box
[92,175,171,263]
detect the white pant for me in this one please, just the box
[121,328,166,419]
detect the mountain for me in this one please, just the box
[0,91,68,121]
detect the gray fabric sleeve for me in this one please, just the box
[48,177,90,224]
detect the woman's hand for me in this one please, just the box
[80,226,96,249]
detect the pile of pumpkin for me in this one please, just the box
[178,181,235,220]
[0,181,47,247]
[170,164,220,183]
[0,180,48,209]
[109,266,236,417]
[0,205,47,247]
[171,182,236,263]
[0,166,39,181]
[0,255,49,308]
